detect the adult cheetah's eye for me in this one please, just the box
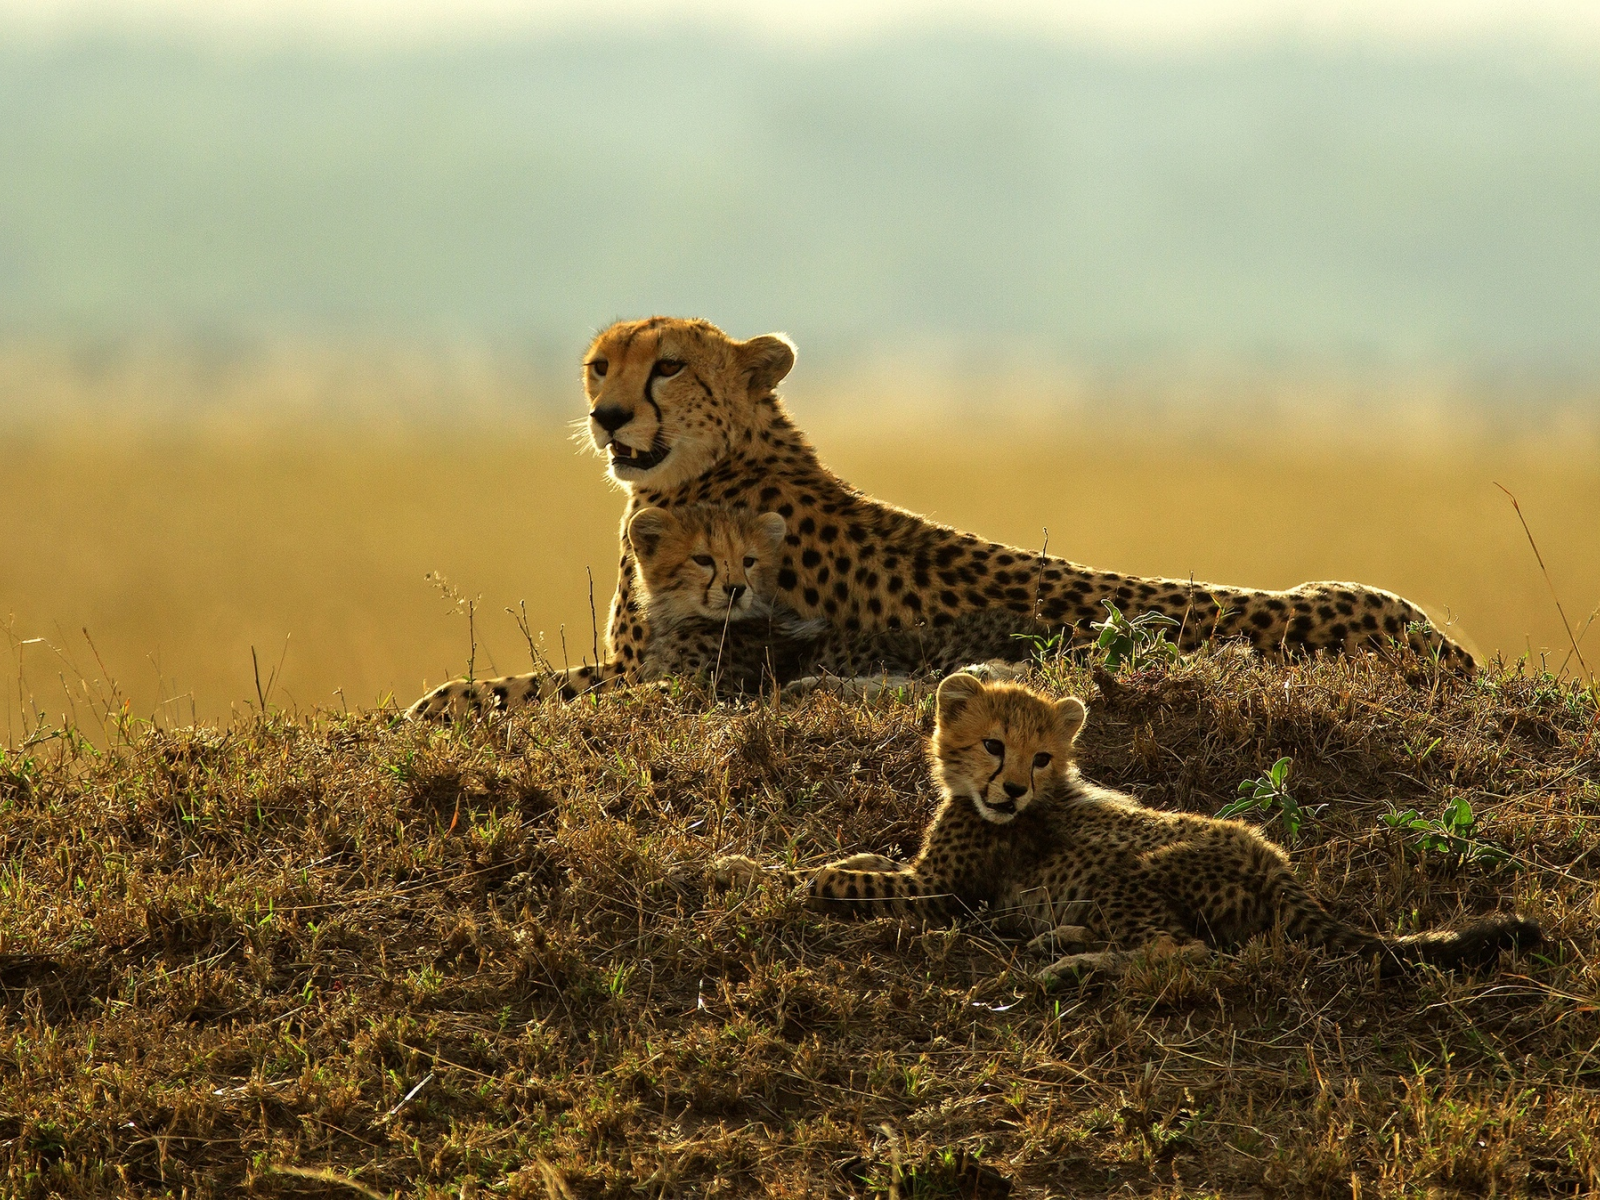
[742,555,757,568]
[982,738,1004,757]
[692,554,715,568]
[588,359,608,377]
[656,359,685,377]
[1033,752,1052,769]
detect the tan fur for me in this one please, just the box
[406,316,1472,719]
[714,676,1540,980]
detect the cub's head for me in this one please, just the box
[583,317,796,492]
[932,674,1087,825]
[627,505,789,628]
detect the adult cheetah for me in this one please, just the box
[407,317,1470,718]
[713,673,1540,981]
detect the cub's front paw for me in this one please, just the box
[710,854,765,890]
[829,853,901,871]
[1025,924,1093,955]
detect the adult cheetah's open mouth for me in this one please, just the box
[609,439,670,472]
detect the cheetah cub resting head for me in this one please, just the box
[933,675,1085,825]
[627,505,789,628]
[714,674,1543,982]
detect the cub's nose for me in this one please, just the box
[591,404,632,433]
[1002,782,1027,800]
[724,584,747,603]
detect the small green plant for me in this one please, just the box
[1382,797,1511,867]
[1013,625,1071,664]
[1217,757,1322,842]
[1091,601,1181,672]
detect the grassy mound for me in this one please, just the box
[1,650,1597,1197]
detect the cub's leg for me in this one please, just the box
[405,662,630,720]
[831,853,903,871]
[710,853,959,921]
[1025,924,1096,955]
[1036,931,1208,982]
[709,852,896,888]
[1035,886,1205,981]
[710,853,797,890]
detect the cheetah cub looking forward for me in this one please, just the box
[628,504,1052,695]
[714,675,1541,981]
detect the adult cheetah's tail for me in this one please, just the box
[1269,874,1541,969]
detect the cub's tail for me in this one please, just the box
[1386,915,1544,968]
[1270,873,1541,968]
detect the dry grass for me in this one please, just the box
[0,645,1596,1197]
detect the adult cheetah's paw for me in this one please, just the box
[709,854,766,890]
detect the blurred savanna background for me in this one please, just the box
[3,0,1599,740]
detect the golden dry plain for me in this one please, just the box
[2,348,1598,741]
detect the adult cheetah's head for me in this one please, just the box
[932,674,1087,825]
[583,317,795,492]
[628,504,788,629]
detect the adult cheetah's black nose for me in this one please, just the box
[591,404,632,432]
[1003,782,1027,800]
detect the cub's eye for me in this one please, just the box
[655,359,685,377]
[588,359,608,377]
[742,555,757,568]
[1033,752,1053,769]
[691,554,715,568]
[982,738,1004,757]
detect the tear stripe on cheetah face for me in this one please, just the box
[575,317,1476,686]
[583,316,795,493]
[712,674,1541,980]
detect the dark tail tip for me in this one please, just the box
[1432,914,1543,968]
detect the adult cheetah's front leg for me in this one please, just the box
[404,661,631,720]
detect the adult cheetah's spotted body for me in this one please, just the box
[406,317,1470,718]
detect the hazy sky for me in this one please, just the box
[6,0,1600,47]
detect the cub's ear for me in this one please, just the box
[739,334,796,394]
[936,672,986,725]
[754,511,787,549]
[627,507,677,561]
[1054,696,1088,742]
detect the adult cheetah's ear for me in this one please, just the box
[1054,696,1088,743]
[738,334,796,395]
[627,507,677,561]
[754,511,787,549]
[936,672,986,726]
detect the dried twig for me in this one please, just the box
[1495,482,1591,685]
